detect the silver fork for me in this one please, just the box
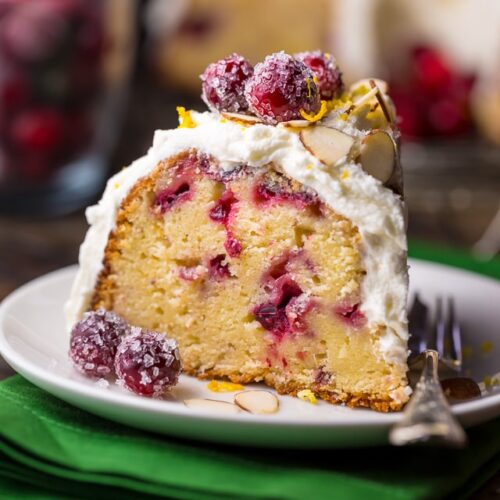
[389,294,467,447]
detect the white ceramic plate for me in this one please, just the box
[0,261,499,448]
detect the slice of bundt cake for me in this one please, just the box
[67,51,410,411]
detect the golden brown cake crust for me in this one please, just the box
[90,150,408,412]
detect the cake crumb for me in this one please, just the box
[297,389,317,404]
[207,380,244,392]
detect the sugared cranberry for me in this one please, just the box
[69,309,129,378]
[295,50,343,100]
[209,190,238,224]
[0,3,68,63]
[201,53,253,113]
[335,302,366,329]
[11,108,65,153]
[154,180,192,214]
[208,254,231,280]
[115,330,181,397]
[245,51,320,124]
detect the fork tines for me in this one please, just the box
[409,294,462,373]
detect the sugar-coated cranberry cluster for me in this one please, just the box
[200,50,343,124]
[69,309,181,397]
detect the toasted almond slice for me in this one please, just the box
[359,130,395,183]
[350,78,389,95]
[300,126,354,167]
[184,398,241,414]
[221,112,262,124]
[351,86,378,108]
[279,119,312,128]
[234,390,279,414]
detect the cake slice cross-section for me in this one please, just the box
[66,51,410,411]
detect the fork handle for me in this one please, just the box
[389,350,467,447]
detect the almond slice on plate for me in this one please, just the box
[184,398,241,414]
[358,130,395,183]
[221,112,262,124]
[300,126,355,167]
[234,390,279,414]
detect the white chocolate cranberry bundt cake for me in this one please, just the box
[66,51,410,412]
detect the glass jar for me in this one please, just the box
[0,0,136,215]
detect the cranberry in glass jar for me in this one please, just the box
[0,0,136,214]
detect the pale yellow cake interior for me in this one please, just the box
[92,152,408,411]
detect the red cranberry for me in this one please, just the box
[253,178,318,208]
[18,154,53,182]
[201,53,253,113]
[335,302,366,329]
[115,330,181,397]
[69,309,129,378]
[209,189,238,224]
[224,236,242,257]
[412,47,452,95]
[207,254,231,280]
[428,98,468,136]
[245,51,320,124]
[0,3,68,63]
[11,108,65,153]
[0,73,30,111]
[154,180,192,214]
[253,277,305,336]
[254,303,281,331]
[294,50,343,100]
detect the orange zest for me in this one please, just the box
[177,106,197,128]
[207,380,245,392]
[299,100,328,122]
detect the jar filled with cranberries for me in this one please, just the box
[0,0,136,214]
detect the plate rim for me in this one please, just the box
[0,261,499,431]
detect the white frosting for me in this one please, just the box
[66,111,408,369]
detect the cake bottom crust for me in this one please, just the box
[185,365,405,412]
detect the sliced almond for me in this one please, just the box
[300,126,354,167]
[351,86,378,109]
[279,119,312,128]
[350,78,389,95]
[221,112,262,124]
[358,130,395,183]
[234,390,279,414]
[183,398,241,414]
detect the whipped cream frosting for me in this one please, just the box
[66,110,409,371]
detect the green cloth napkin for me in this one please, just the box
[0,242,499,500]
